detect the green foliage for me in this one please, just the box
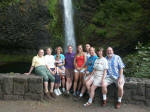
[0,54,32,63]
[74,0,150,53]
[123,42,150,78]
[48,0,64,49]
[0,1,51,51]
[0,0,20,8]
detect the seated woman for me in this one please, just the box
[45,47,56,76]
[78,47,97,99]
[54,46,66,93]
[24,49,55,99]
[84,48,108,107]
[73,45,87,96]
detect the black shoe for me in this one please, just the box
[64,91,70,97]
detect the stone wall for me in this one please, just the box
[0,73,150,106]
[95,77,150,106]
[0,73,43,100]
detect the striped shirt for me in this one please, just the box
[106,54,125,79]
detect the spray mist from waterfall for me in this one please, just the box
[63,0,76,52]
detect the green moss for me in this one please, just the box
[48,0,64,49]
[0,54,32,63]
[74,0,150,51]
[0,0,20,8]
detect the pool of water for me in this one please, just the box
[0,62,32,74]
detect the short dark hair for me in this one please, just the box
[97,47,104,52]
[90,47,95,51]
[68,45,73,48]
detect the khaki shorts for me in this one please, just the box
[105,75,125,87]
[65,69,74,80]
[86,75,102,87]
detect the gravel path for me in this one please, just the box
[0,95,149,112]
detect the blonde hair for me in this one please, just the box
[46,47,53,52]
[56,46,63,53]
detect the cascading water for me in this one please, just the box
[63,0,76,52]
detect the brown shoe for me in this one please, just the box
[45,92,52,100]
[116,102,121,109]
[50,92,56,99]
[102,100,107,107]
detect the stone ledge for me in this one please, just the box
[0,73,43,101]
[95,77,150,106]
[0,73,150,106]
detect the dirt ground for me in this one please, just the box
[0,95,150,112]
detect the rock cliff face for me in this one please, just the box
[0,0,52,54]
[0,0,150,55]
[73,0,150,54]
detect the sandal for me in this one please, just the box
[83,102,92,107]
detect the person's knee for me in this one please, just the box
[74,77,78,83]
[86,82,90,89]
[69,79,72,83]
[50,76,55,82]
[102,82,107,89]
[43,75,49,82]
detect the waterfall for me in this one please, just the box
[63,0,76,52]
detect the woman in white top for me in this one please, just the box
[84,47,108,107]
[45,47,63,96]
[45,47,56,75]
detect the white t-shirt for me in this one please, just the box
[45,55,55,68]
[94,57,108,71]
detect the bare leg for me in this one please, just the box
[73,72,79,93]
[78,72,84,91]
[90,85,97,101]
[80,78,87,97]
[44,81,49,93]
[66,78,72,92]
[118,84,124,102]
[86,78,93,94]
[58,69,66,89]
[62,76,66,89]
[50,82,54,93]
[102,82,108,95]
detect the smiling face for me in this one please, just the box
[85,44,90,52]
[56,47,62,55]
[90,47,95,56]
[68,46,73,53]
[97,50,103,57]
[107,47,114,57]
[38,49,44,57]
[46,48,52,55]
[77,45,83,53]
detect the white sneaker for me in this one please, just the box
[57,88,62,95]
[54,89,59,96]
[62,88,66,93]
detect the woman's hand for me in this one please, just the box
[77,67,81,71]
[58,63,62,67]
[24,73,30,75]
[49,70,55,75]
[52,71,56,75]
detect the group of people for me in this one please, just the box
[25,44,125,109]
